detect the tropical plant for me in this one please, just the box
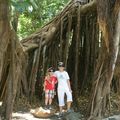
[11,0,69,39]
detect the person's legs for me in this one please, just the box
[48,98,52,109]
[57,88,65,113]
[66,89,73,111]
[48,98,52,105]
[59,106,63,113]
[45,97,48,106]
[48,90,53,106]
[44,90,51,110]
[67,101,72,110]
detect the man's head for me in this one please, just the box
[58,62,65,71]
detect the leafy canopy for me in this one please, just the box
[11,0,69,39]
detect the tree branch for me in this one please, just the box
[21,0,97,52]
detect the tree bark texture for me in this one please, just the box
[0,0,120,120]
[0,0,26,119]
[88,0,120,119]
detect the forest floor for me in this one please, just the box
[12,110,83,120]
[12,94,120,120]
[5,92,120,120]
[11,96,84,120]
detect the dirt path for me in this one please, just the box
[12,111,120,120]
[12,112,53,120]
[12,111,83,120]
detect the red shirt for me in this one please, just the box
[45,75,57,90]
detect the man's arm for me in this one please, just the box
[67,80,72,92]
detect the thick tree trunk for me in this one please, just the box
[0,0,26,119]
[4,33,25,120]
[74,4,81,92]
[0,0,10,82]
[88,0,120,119]
[0,0,13,119]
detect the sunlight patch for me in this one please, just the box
[0,101,2,106]
[12,112,51,120]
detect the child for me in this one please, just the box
[54,62,73,118]
[43,67,57,110]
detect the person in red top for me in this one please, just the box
[43,67,57,109]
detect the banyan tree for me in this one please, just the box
[0,0,120,120]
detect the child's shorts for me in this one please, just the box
[45,89,55,98]
[57,88,73,106]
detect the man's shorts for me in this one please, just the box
[57,88,73,106]
[45,89,55,98]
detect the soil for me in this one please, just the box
[11,96,85,120]
[1,93,120,120]
[12,110,84,120]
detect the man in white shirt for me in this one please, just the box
[54,62,73,118]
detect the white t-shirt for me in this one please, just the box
[54,71,70,89]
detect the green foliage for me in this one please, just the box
[40,0,69,23]
[17,14,35,39]
[11,0,69,39]
[11,0,31,13]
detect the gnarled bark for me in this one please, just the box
[88,0,120,119]
[0,0,120,120]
